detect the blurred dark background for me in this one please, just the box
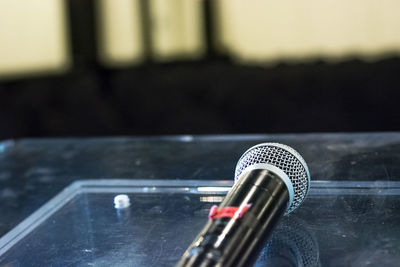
[0,0,399,139]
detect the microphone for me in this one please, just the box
[177,143,310,267]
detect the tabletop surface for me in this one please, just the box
[0,133,399,237]
[3,179,400,266]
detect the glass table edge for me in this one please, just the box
[1,179,400,256]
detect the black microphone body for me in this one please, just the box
[177,143,310,267]
[177,169,290,267]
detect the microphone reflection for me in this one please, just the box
[255,216,320,267]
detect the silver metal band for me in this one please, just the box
[237,163,294,210]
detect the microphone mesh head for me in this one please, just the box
[235,143,310,214]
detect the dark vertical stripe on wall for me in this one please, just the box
[139,0,153,62]
[203,0,217,58]
[65,0,99,70]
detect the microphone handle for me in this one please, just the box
[177,169,290,267]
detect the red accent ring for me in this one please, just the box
[208,204,251,220]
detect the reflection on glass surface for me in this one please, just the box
[197,187,231,192]
[256,217,320,267]
[1,179,400,266]
[199,196,224,203]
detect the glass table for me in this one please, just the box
[0,133,399,266]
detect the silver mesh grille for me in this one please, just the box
[234,143,310,214]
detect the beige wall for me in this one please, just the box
[1,0,400,79]
[215,0,400,63]
[96,0,144,66]
[149,0,205,61]
[97,0,205,65]
[0,0,70,79]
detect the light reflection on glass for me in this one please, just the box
[199,196,224,203]
[197,187,231,192]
